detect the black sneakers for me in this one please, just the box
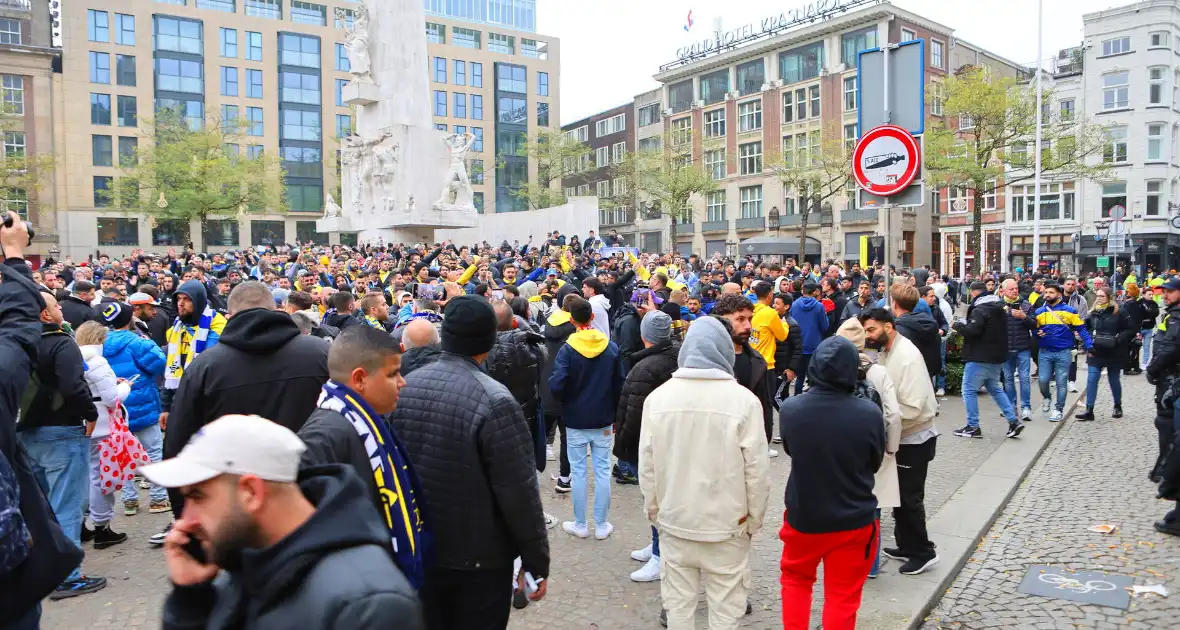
[1006,422,1024,438]
[50,576,107,600]
[1075,407,1095,421]
[953,425,982,438]
[1155,520,1180,537]
[615,472,638,485]
[1112,406,1123,418]
[881,547,908,561]
[899,555,940,575]
[554,478,571,494]
[93,524,128,550]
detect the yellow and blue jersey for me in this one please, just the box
[1033,303,1092,351]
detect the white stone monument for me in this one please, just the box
[317,0,478,244]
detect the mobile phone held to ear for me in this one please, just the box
[182,535,208,565]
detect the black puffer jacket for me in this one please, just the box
[954,294,1009,364]
[773,316,804,376]
[613,340,679,463]
[1001,298,1037,352]
[540,314,575,416]
[611,303,643,369]
[486,327,546,422]
[1085,306,1134,369]
[1123,297,1159,331]
[894,311,942,377]
[59,294,97,330]
[390,353,550,578]
[400,344,442,377]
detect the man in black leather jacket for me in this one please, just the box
[391,296,549,626]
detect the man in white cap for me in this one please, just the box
[147,414,423,629]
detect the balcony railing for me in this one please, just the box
[736,216,765,231]
[779,212,833,227]
[702,220,729,232]
[841,208,879,223]
[674,222,694,235]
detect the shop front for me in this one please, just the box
[1075,233,1180,275]
[1009,233,1077,275]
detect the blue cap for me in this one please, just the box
[1162,277,1180,291]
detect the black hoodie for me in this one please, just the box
[779,336,884,534]
[894,311,943,377]
[162,465,423,630]
[163,309,329,519]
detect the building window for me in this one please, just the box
[3,131,23,161]
[434,57,447,83]
[2,76,23,114]
[157,99,203,132]
[221,104,239,129]
[469,158,483,183]
[704,149,725,180]
[221,66,238,96]
[155,17,202,54]
[280,71,317,104]
[638,104,661,127]
[538,71,549,96]
[1150,31,1170,48]
[671,117,691,146]
[488,32,513,54]
[454,60,465,85]
[115,13,135,46]
[245,0,282,19]
[287,184,323,212]
[1143,179,1163,216]
[290,1,327,26]
[706,191,726,221]
[841,26,877,66]
[700,69,729,105]
[795,132,809,167]
[471,94,483,120]
[453,93,467,118]
[1103,126,1127,163]
[537,102,549,126]
[596,113,626,136]
[740,185,763,218]
[247,31,263,60]
[157,58,203,94]
[433,90,447,116]
[280,109,320,140]
[472,62,483,88]
[472,127,483,151]
[738,141,762,175]
[117,95,137,127]
[335,44,350,72]
[453,27,480,49]
[93,177,114,208]
[738,100,762,133]
[931,81,944,116]
[958,113,974,131]
[1148,123,1166,161]
[426,23,445,44]
[593,146,609,168]
[736,59,765,96]
[0,18,20,45]
[3,188,27,220]
[844,123,857,151]
[96,217,138,244]
[204,220,240,246]
[335,78,347,106]
[280,33,320,69]
[1058,98,1074,121]
[1101,182,1126,218]
[498,96,526,124]
[88,10,109,43]
[1149,66,1167,106]
[497,64,526,93]
[931,40,944,69]
[198,0,237,12]
[335,114,352,138]
[809,85,820,118]
[596,180,610,198]
[91,93,111,125]
[1102,37,1131,56]
[779,90,792,123]
[781,135,794,168]
[221,28,238,57]
[473,191,484,213]
[247,144,263,159]
[703,108,725,138]
[92,135,113,166]
[250,220,284,246]
[612,141,625,164]
[90,52,110,84]
[521,38,539,58]
[246,106,264,136]
[779,42,823,85]
[900,28,916,42]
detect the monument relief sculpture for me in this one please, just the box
[337,3,373,84]
[434,132,477,210]
[323,193,342,218]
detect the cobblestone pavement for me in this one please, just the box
[41,391,1027,630]
[923,373,1180,630]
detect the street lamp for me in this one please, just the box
[1094,219,1111,272]
[726,238,737,258]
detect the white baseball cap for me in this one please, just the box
[142,415,306,488]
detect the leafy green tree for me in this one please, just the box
[607,131,717,246]
[924,66,1110,275]
[503,126,591,211]
[0,103,55,228]
[106,110,286,249]
[766,123,854,263]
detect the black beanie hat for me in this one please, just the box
[96,302,133,329]
[441,295,498,356]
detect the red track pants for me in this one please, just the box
[779,514,878,630]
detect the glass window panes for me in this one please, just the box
[1058,98,1074,120]
[669,80,693,114]
[115,54,137,86]
[434,57,447,83]
[707,191,726,221]
[2,131,23,160]
[245,0,282,19]
[155,17,202,54]
[738,100,762,133]
[704,108,725,138]
[454,60,466,85]
[96,217,137,244]
[471,94,483,120]
[287,184,323,213]
[157,58,203,94]
[1148,123,1165,160]
[454,93,467,118]
[740,185,763,218]
[88,10,109,43]
[779,42,823,85]
[335,78,347,106]
[704,149,725,180]
[0,18,18,45]
[246,106,264,136]
[434,90,447,116]
[1149,66,1166,105]
[90,52,110,84]
[280,109,320,141]
[2,75,23,114]
[700,69,729,105]
[737,59,765,96]
[638,104,661,127]
[336,44,350,72]
[472,127,483,151]
[1102,37,1131,56]
[488,32,514,54]
[536,102,548,126]
[3,188,26,220]
[247,69,264,98]
[92,135,113,166]
[90,93,111,125]
[809,85,820,118]
[497,64,526,93]
[152,219,191,247]
[116,14,135,46]
[453,27,480,49]
[1101,182,1126,218]
[497,96,526,124]
[157,98,204,130]
[204,220,240,246]
[198,0,237,12]
[335,114,352,138]
[221,66,238,96]
[738,141,762,175]
[781,135,794,168]
[595,114,625,136]
[1104,126,1128,162]
[221,105,240,131]
[221,28,237,57]
[281,34,320,69]
[1147,180,1163,215]
[472,62,483,87]
[538,71,549,96]
[280,71,318,104]
[844,76,856,110]
[93,177,114,208]
[251,220,285,246]
[247,32,263,60]
[117,95,137,127]
[521,38,539,58]
[841,27,877,66]
[931,40,944,69]
[594,146,609,167]
[781,90,793,122]
[426,23,445,44]
[290,1,327,26]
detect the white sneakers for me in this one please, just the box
[543,513,558,529]
[1049,410,1063,422]
[1068,382,1078,393]
[546,446,556,461]
[563,521,614,540]
[935,388,946,397]
[632,543,653,561]
[1021,407,1033,421]
[594,522,614,540]
[630,556,662,582]
[768,448,779,458]
[1041,400,1051,413]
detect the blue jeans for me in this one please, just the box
[651,525,660,558]
[1001,350,1032,411]
[1038,348,1072,411]
[869,508,881,576]
[1085,364,1122,408]
[935,338,948,390]
[18,426,88,581]
[566,427,613,527]
[963,362,1015,428]
[617,460,637,477]
[121,424,167,503]
[1141,329,1154,369]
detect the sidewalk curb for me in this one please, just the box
[906,390,1084,629]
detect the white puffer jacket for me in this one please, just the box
[80,344,129,440]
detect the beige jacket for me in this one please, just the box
[876,334,938,437]
[639,367,771,542]
[865,361,902,508]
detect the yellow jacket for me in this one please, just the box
[750,303,787,368]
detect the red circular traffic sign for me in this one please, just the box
[852,125,920,197]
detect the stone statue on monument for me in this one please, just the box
[323,192,342,218]
[372,143,400,194]
[341,129,392,215]
[337,3,373,84]
[433,132,477,210]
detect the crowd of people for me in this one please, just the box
[1,213,1178,630]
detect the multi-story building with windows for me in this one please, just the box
[560,102,637,242]
[36,0,557,257]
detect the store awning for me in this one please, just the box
[739,235,822,256]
